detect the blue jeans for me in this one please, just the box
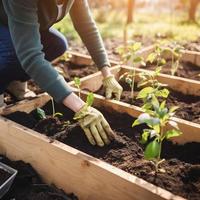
[0,24,68,94]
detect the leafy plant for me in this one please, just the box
[165,44,184,76]
[146,45,167,68]
[118,42,146,102]
[133,89,182,172]
[74,77,81,98]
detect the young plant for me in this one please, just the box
[137,66,170,111]
[146,45,167,69]
[74,77,81,98]
[168,44,184,76]
[118,42,146,102]
[133,90,182,172]
[133,100,182,172]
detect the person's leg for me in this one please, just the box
[0,25,68,101]
[0,24,29,94]
[40,27,68,62]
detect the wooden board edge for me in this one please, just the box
[0,93,51,116]
[77,90,200,145]
[0,116,184,200]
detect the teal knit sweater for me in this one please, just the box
[2,0,110,102]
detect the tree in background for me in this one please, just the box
[188,0,199,22]
[127,0,135,24]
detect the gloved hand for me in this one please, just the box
[74,105,115,147]
[103,75,123,101]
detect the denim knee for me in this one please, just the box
[41,28,68,61]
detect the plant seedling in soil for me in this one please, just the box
[146,44,167,69]
[117,42,146,102]
[164,43,184,76]
[74,77,81,98]
[132,86,182,173]
[137,66,170,111]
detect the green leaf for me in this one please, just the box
[53,112,63,118]
[137,87,154,99]
[86,92,94,107]
[140,130,150,144]
[155,66,162,75]
[169,106,179,113]
[131,42,142,51]
[155,88,169,98]
[36,108,46,120]
[165,129,182,140]
[132,119,140,127]
[133,56,143,63]
[146,53,157,63]
[158,58,166,66]
[74,77,81,88]
[144,140,160,160]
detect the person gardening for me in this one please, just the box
[0,0,123,146]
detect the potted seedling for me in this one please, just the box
[117,42,146,102]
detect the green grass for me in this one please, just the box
[54,8,200,44]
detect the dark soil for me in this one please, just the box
[0,156,78,200]
[68,37,154,61]
[97,81,200,124]
[141,60,200,81]
[183,38,200,52]
[0,167,11,186]
[5,102,200,200]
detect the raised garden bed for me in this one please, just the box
[140,48,200,81]
[0,155,78,200]
[0,93,200,200]
[71,65,200,125]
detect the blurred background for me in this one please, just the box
[54,0,200,60]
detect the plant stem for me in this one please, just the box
[51,98,55,116]
[171,54,175,76]
[78,87,81,99]
[131,69,135,102]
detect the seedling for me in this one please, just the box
[73,92,94,121]
[137,66,169,111]
[118,42,146,102]
[146,45,167,68]
[166,44,184,76]
[133,86,182,172]
[74,77,81,98]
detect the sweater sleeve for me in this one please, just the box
[69,0,110,69]
[2,0,72,102]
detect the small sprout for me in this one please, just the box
[86,92,94,107]
[117,42,145,102]
[53,112,63,118]
[74,77,81,98]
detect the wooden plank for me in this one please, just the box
[77,90,200,145]
[0,93,51,116]
[0,115,184,200]
[119,66,200,96]
[69,65,200,96]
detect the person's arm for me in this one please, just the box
[2,0,72,103]
[69,0,123,100]
[69,0,111,73]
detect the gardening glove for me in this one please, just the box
[7,81,36,100]
[74,105,115,147]
[103,75,123,101]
